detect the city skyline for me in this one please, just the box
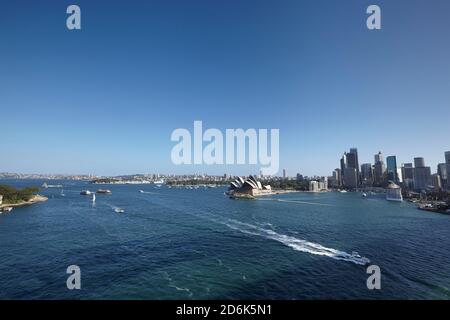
[1,0,450,176]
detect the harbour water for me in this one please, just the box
[0,179,449,299]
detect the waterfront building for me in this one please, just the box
[343,167,358,189]
[320,176,328,190]
[309,181,320,192]
[228,175,271,197]
[413,157,432,191]
[386,182,403,202]
[386,156,399,183]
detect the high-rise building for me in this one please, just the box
[347,148,360,186]
[374,151,384,164]
[360,163,373,186]
[386,156,399,183]
[296,173,304,182]
[343,167,358,189]
[431,174,442,191]
[402,163,414,180]
[373,151,386,186]
[401,163,414,190]
[332,168,341,187]
[414,157,425,168]
[437,163,447,186]
[445,151,450,190]
[413,157,432,191]
[340,153,347,183]
[309,181,319,192]
[283,169,286,179]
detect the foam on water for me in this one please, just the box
[222,219,370,266]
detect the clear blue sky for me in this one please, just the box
[1,0,449,176]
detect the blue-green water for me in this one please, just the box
[0,179,449,300]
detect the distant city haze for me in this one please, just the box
[1,0,449,176]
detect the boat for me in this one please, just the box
[61,189,65,197]
[96,189,112,194]
[80,190,92,195]
[153,179,164,185]
[1,207,13,213]
[362,193,367,198]
[139,190,144,193]
[114,208,125,213]
[42,182,63,188]
[418,202,449,214]
[92,193,96,203]
[339,190,347,193]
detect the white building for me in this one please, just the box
[309,181,320,192]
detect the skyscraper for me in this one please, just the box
[402,163,414,190]
[347,148,360,186]
[360,163,373,186]
[437,163,447,187]
[343,167,358,189]
[340,152,347,183]
[373,151,385,186]
[332,169,341,187]
[445,151,450,190]
[386,156,399,183]
[413,157,431,191]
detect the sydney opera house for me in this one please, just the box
[228,175,272,198]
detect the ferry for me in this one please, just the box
[42,182,63,189]
[96,189,112,194]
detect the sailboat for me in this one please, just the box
[92,193,96,203]
[61,189,65,197]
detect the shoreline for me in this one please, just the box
[0,195,48,209]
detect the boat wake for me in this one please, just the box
[258,198,335,207]
[222,218,370,266]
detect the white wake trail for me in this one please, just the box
[223,219,370,266]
